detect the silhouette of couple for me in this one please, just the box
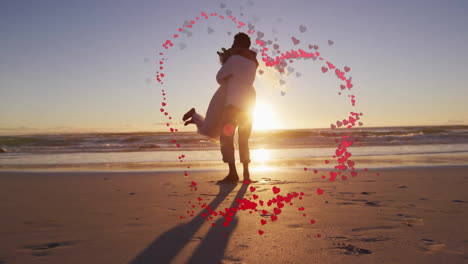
[182,33,258,184]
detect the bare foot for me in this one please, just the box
[182,108,195,121]
[184,118,195,126]
[217,173,239,184]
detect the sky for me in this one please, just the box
[1,0,467,134]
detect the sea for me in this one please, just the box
[1,126,467,171]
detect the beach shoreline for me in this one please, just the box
[1,166,467,263]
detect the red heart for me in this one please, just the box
[162,102,167,106]
[272,186,281,194]
[250,186,256,192]
[316,188,324,195]
[261,210,268,215]
[273,207,282,215]
[258,230,264,235]
[344,66,350,72]
[261,219,267,225]
[270,214,278,221]
[321,67,328,73]
[310,219,316,224]
[253,194,259,200]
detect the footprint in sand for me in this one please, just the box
[420,238,446,254]
[359,236,391,242]
[351,226,399,232]
[395,214,424,227]
[22,241,78,257]
[333,243,372,255]
[365,201,381,207]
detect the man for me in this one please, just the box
[216,33,258,183]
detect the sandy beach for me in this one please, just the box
[1,166,467,264]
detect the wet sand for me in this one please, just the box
[0,167,467,263]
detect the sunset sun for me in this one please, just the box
[253,102,278,130]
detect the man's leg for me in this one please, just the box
[238,111,253,181]
[218,106,239,183]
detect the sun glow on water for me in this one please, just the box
[251,148,272,172]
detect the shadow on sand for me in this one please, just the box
[130,183,248,264]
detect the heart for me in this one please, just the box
[257,31,265,39]
[316,188,324,195]
[272,186,281,194]
[158,10,367,237]
[299,25,307,33]
[273,207,282,215]
[292,37,300,45]
[261,219,267,225]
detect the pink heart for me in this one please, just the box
[292,37,300,45]
[321,67,328,73]
[344,66,350,72]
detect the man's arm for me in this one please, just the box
[216,56,237,85]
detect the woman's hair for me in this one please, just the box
[231,32,251,49]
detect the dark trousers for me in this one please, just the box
[220,105,252,164]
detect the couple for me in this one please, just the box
[182,33,259,184]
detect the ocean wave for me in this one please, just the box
[1,126,468,155]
